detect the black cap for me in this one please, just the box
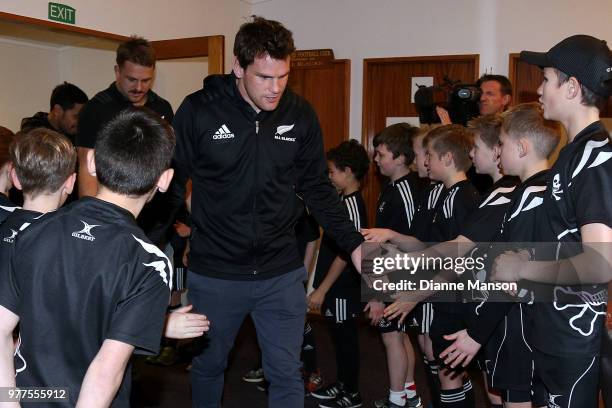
[520,35,612,97]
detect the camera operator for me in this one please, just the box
[436,74,513,124]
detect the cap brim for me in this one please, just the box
[519,51,550,67]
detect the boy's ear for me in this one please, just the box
[156,168,174,193]
[86,149,96,177]
[63,173,77,195]
[492,144,502,164]
[442,151,453,167]
[517,138,528,158]
[9,167,22,191]
[567,77,580,99]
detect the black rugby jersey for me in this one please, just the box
[76,83,174,247]
[429,179,480,243]
[0,193,18,224]
[376,173,424,234]
[0,208,43,256]
[533,121,612,357]
[409,182,444,242]
[466,170,548,345]
[313,191,367,291]
[0,197,171,407]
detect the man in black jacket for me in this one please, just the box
[172,16,364,408]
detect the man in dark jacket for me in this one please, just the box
[172,16,364,408]
[21,81,88,145]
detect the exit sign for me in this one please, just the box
[48,2,75,24]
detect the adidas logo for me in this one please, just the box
[213,124,235,140]
[324,309,333,317]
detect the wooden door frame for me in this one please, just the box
[508,52,522,103]
[0,11,225,74]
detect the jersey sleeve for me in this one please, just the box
[106,266,170,355]
[0,245,20,314]
[571,152,612,228]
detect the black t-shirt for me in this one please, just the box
[460,176,519,243]
[313,191,367,291]
[410,182,444,242]
[376,173,424,234]
[0,193,18,224]
[0,208,43,258]
[532,121,612,357]
[0,197,171,407]
[76,83,175,246]
[465,170,548,344]
[429,179,480,243]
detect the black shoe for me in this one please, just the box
[256,380,269,393]
[310,382,344,400]
[319,391,362,408]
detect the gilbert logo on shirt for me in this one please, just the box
[2,229,17,243]
[274,124,296,142]
[72,220,100,241]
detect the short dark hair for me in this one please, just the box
[326,139,370,181]
[0,126,15,167]
[95,108,175,195]
[50,82,88,111]
[467,114,503,149]
[234,16,296,68]
[554,68,608,111]
[477,74,513,97]
[501,102,561,159]
[10,128,76,195]
[116,36,156,68]
[424,124,474,172]
[372,123,419,166]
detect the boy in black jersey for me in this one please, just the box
[440,103,561,408]
[491,35,612,408]
[309,140,369,408]
[0,109,207,407]
[374,119,517,407]
[0,127,17,223]
[360,124,424,408]
[368,124,480,408]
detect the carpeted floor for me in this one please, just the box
[131,316,490,408]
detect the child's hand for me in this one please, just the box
[174,221,191,238]
[165,304,210,339]
[361,228,393,243]
[363,300,384,325]
[307,289,325,311]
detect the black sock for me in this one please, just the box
[440,386,466,408]
[462,378,474,408]
[425,360,441,408]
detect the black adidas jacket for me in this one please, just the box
[172,73,364,280]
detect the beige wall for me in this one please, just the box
[253,0,612,139]
[0,39,60,131]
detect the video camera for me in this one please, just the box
[414,76,481,126]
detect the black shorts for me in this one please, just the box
[322,289,361,323]
[429,305,466,366]
[376,315,408,333]
[500,388,531,404]
[485,304,534,392]
[412,302,434,334]
[534,350,600,408]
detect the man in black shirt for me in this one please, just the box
[493,35,612,408]
[76,37,174,247]
[171,17,363,408]
[0,109,176,407]
[21,82,88,145]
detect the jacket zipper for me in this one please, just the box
[252,120,259,275]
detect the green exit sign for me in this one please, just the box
[48,2,75,24]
